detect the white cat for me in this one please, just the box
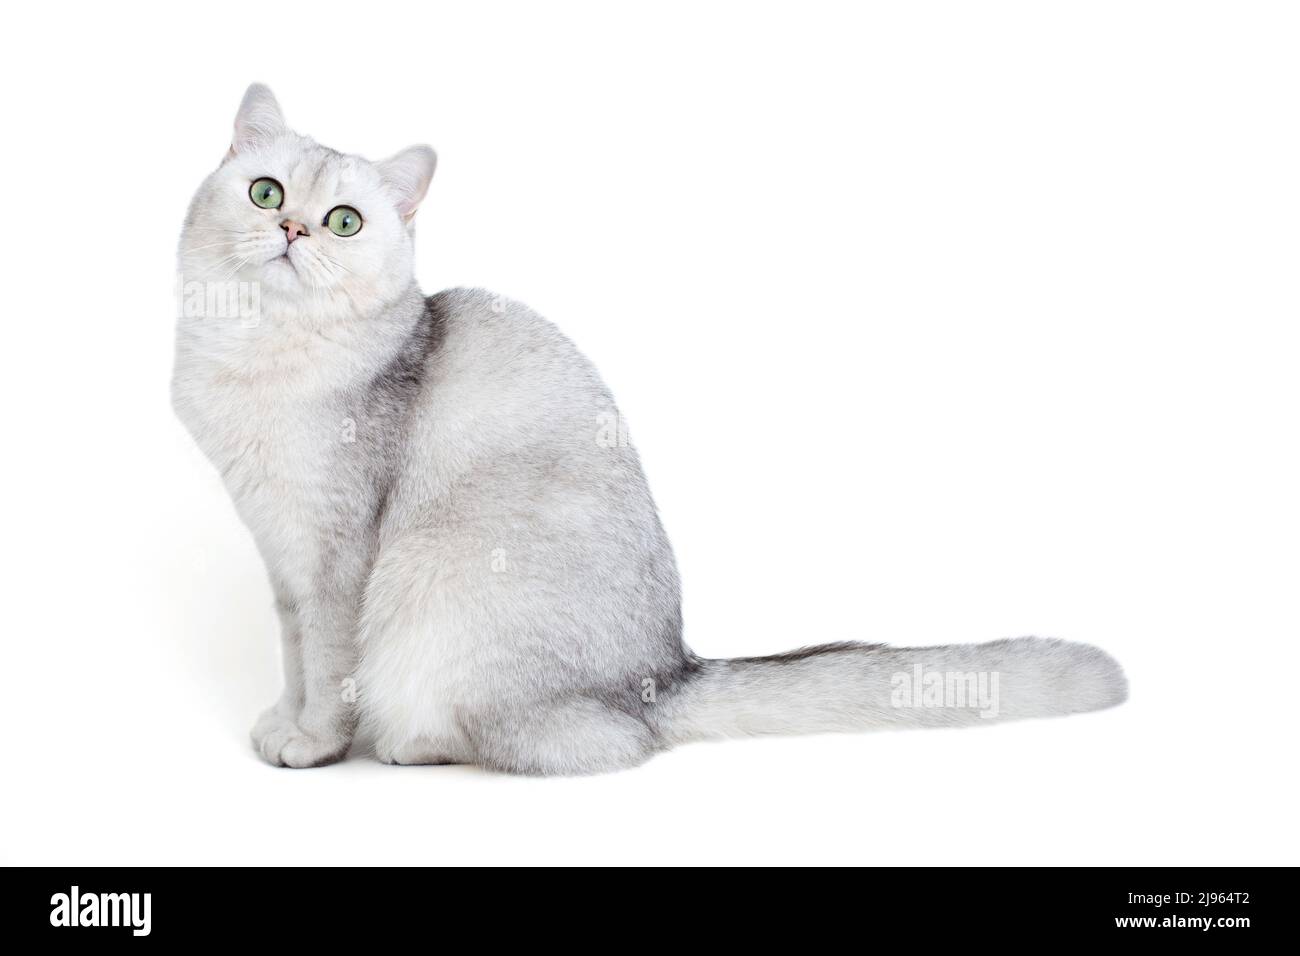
[172,85,1127,775]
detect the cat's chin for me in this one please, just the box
[257,256,303,291]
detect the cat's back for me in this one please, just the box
[384,286,671,571]
[399,287,625,487]
[421,286,611,417]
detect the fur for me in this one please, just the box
[173,85,1127,775]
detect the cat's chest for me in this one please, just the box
[183,373,366,583]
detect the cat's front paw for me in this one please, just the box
[251,706,297,747]
[251,714,349,768]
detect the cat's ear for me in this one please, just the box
[229,83,286,156]
[378,145,438,222]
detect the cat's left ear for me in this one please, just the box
[378,145,438,222]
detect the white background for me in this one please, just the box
[1,1,1297,865]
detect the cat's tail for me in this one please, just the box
[657,637,1126,744]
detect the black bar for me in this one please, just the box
[0,867,1288,943]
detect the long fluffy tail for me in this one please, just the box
[659,637,1127,744]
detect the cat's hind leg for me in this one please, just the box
[356,528,662,775]
[469,698,659,776]
[374,734,472,766]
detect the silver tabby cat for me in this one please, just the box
[172,85,1127,775]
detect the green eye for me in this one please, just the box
[325,205,362,237]
[249,178,283,209]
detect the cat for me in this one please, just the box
[172,84,1127,775]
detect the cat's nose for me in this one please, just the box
[281,220,309,243]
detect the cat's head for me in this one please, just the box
[180,84,436,318]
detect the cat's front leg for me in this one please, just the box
[254,587,359,769]
[250,592,305,755]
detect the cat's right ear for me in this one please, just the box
[228,83,286,157]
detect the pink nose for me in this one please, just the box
[281,220,309,243]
